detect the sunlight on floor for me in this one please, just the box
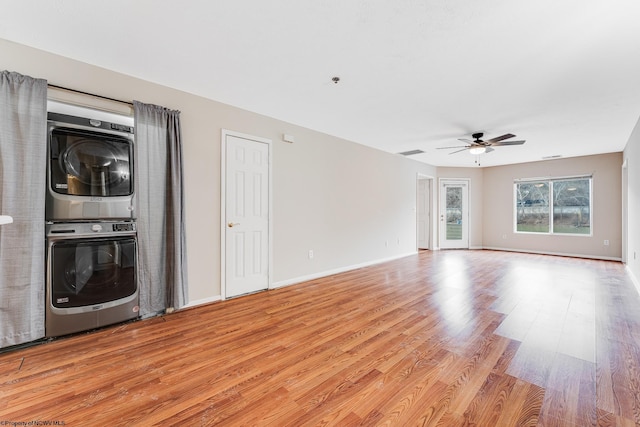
[493,260,597,363]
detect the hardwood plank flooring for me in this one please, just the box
[2,250,640,426]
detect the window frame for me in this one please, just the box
[513,175,593,236]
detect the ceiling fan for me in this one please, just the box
[438,132,526,155]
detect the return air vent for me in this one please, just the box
[398,149,425,156]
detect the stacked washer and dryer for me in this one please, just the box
[45,101,140,337]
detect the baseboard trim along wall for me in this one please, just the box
[181,252,417,310]
[182,295,223,309]
[270,252,418,290]
[182,247,625,310]
[626,265,640,297]
[482,246,622,262]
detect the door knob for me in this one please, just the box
[228,222,240,228]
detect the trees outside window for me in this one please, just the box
[515,182,549,233]
[515,177,591,235]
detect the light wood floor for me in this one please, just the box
[2,250,640,426]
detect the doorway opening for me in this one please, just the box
[416,175,433,250]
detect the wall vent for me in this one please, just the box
[398,149,425,156]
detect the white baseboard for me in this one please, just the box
[482,246,622,262]
[181,252,418,308]
[626,265,640,296]
[182,295,222,309]
[182,247,624,309]
[431,246,482,251]
[271,251,417,289]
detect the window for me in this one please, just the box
[515,182,549,233]
[515,176,591,235]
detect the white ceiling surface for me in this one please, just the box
[2,0,640,167]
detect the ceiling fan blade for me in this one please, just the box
[437,145,470,150]
[457,138,473,143]
[491,140,525,146]
[485,147,495,153]
[486,133,516,143]
[449,148,470,154]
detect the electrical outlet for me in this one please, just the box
[308,250,314,259]
[502,234,507,239]
[604,240,609,246]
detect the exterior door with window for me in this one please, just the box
[439,179,469,249]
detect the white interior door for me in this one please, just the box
[224,132,270,298]
[439,179,469,249]
[417,178,430,249]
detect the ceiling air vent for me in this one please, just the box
[398,149,424,156]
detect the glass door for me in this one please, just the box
[439,179,469,249]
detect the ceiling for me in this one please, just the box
[2,0,640,167]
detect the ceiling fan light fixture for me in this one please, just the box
[469,146,486,155]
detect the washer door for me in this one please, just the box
[49,237,137,308]
[49,127,133,197]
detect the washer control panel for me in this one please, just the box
[46,221,136,237]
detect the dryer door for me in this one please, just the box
[50,128,133,197]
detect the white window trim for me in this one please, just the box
[513,176,593,237]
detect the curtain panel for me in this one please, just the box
[0,71,47,347]
[133,101,188,317]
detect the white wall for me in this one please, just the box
[1,38,437,305]
[624,116,640,283]
[2,37,629,308]
[274,128,435,284]
[483,153,622,259]
[436,154,623,260]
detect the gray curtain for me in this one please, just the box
[0,71,47,347]
[133,101,188,317]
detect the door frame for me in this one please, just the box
[622,158,628,264]
[220,129,273,300]
[438,178,470,249]
[416,173,434,250]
